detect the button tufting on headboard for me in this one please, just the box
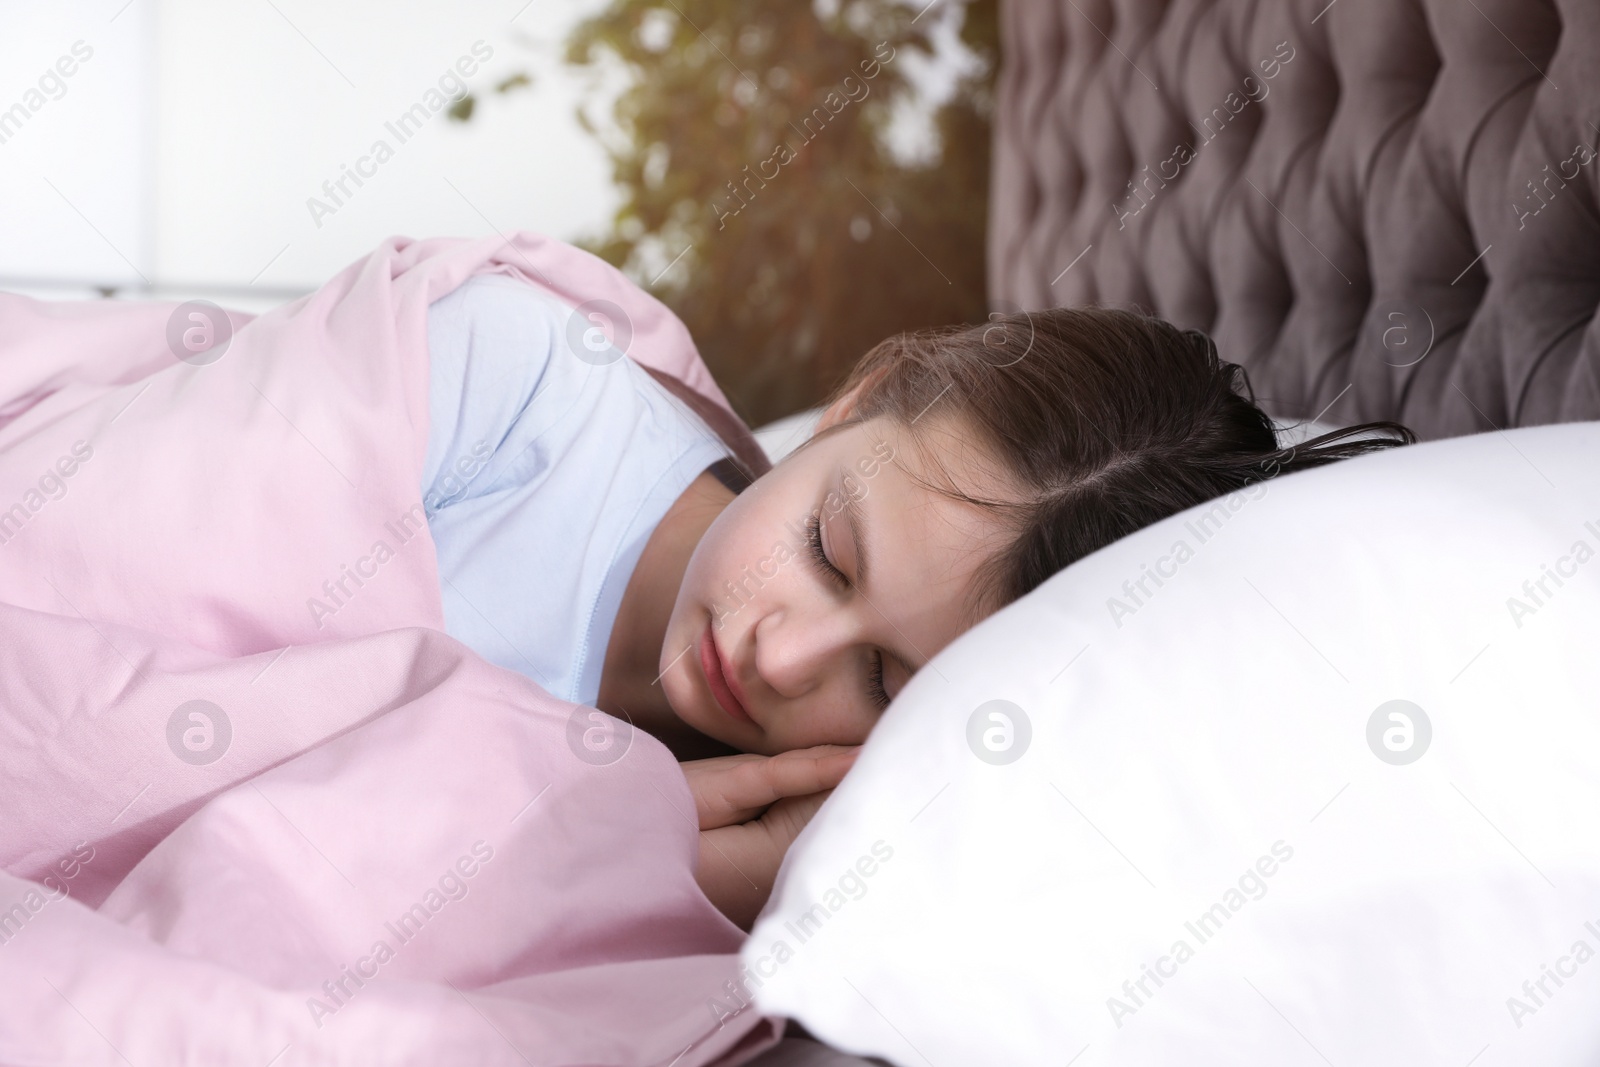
[989,0,1600,438]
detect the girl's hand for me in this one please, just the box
[682,745,859,929]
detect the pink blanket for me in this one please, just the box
[0,234,779,1064]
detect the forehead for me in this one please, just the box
[816,417,1016,651]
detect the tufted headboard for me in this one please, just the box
[987,0,1600,439]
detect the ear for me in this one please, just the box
[813,366,888,434]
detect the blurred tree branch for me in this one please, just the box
[459,0,995,425]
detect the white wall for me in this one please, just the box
[0,0,618,311]
[0,2,152,294]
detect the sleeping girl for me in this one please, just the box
[421,273,1411,927]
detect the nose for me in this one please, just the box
[752,595,864,701]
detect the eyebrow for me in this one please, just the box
[839,464,870,592]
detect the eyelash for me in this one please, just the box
[804,514,849,590]
[868,653,890,710]
[806,514,892,711]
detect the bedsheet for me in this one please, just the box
[0,233,779,1065]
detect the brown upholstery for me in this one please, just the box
[987,0,1600,438]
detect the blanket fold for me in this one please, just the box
[0,233,778,1065]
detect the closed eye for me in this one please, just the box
[808,512,892,710]
[805,513,849,590]
[868,651,890,710]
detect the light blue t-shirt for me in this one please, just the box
[419,273,731,705]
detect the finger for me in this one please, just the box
[767,788,834,822]
[685,754,765,829]
[715,746,859,817]
[690,746,861,830]
[759,788,835,846]
[681,753,768,773]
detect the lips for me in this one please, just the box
[699,619,754,725]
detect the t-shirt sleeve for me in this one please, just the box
[416,272,733,703]
[419,274,570,513]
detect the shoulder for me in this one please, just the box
[425,273,596,412]
[429,273,574,345]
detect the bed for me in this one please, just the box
[987,0,1600,437]
[2,1,1596,1064]
[747,0,1600,1062]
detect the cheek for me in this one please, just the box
[680,477,794,608]
[770,687,880,751]
[684,493,755,589]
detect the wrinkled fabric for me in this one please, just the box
[420,273,730,706]
[0,232,779,1065]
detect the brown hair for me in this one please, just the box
[828,306,1415,616]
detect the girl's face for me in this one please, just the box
[660,413,1016,756]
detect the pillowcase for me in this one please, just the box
[753,408,823,463]
[744,420,1600,1066]
[751,410,1334,464]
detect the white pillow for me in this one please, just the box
[745,421,1600,1066]
[1271,416,1339,446]
[754,408,824,463]
[754,410,1335,464]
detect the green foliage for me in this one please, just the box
[448,72,534,122]
[473,0,995,425]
